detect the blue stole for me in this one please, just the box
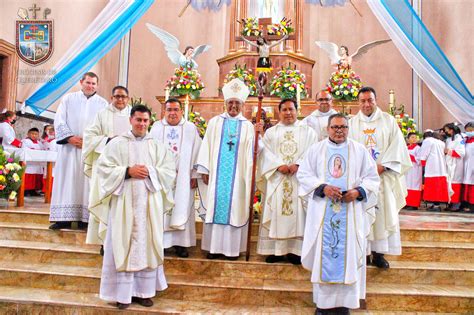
[213,118,242,225]
[321,143,349,283]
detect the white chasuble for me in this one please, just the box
[301,109,339,141]
[50,91,107,222]
[196,113,254,256]
[257,122,316,256]
[150,119,202,248]
[297,139,379,309]
[348,107,411,255]
[83,104,131,245]
[98,132,175,303]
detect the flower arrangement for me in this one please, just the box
[165,64,205,99]
[239,17,294,37]
[239,17,261,37]
[188,106,207,138]
[130,97,158,129]
[0,149,25,200]
[389,104,421,137]
[224,64,257,96]
[326,69,362,101]
[267,17,294,36]
[253,190,262,221]
[270,66,307,100]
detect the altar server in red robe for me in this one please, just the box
[405,132,422,209]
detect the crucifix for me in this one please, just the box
[29,4,41,20]
[227,140,235,151]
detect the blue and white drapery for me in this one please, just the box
[24,0,154,115]
[368,0,473,124]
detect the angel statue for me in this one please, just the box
[242,34,289,73]
[146,23,211,69]
[315,39,391,71]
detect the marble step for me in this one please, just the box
[0,262,472,313]
[2,207,474,243]
[1,285,455,315]
[1,222,474,264]
[1,244,473,287]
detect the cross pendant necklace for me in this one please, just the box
[226,119,238,152]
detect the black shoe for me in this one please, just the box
[286,253,302,265]
[175,246,189,258]
[132,296,154,307]
[100,245,104,256]
[206,253,222,259]
[366,255,372,266]
[372,252,389,269]
[265,255,285,263]
[77,221,88,230]
[226,255,239,261]
[315,307,350,315]
[404,206,418,210]
[49,221,71,230]
[116,302,130,309]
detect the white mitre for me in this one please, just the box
[222,78,250,103]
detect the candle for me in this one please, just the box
[165,87,170,101]
[296,84,302,117]
[389,89,395,108]
[184,94,189,121]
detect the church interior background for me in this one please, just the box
[0,0,473,313]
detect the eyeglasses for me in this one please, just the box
[330,125,348,130]
[113,95,128,99]
[317,98,331,102]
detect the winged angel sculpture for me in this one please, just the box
[315,39,391,71]
[146,23,211,69]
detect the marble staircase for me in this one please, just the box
[0,199,473,314]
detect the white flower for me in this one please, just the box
[5,164,14,171]
[9,191,16,200]
[12,173,20,182]
[13,164,22,171]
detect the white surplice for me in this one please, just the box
[95,131,176,304]
[297,138,379,309]
[0,122,21,151]
[406,144,422,191]
[348,108,411,255]
[50,91,107,222]
[257,122,316,256]
[21,138,45,174]
[446,134,465,185]
[150,118,202,248]
[464,137,474,186]
[196,113,254,256]
[301,109,339,141]
[83,104,131,245]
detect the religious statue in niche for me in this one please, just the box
[315,40,391,101]
[146,23,211,69]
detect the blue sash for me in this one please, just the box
[213,118,242,225]
[321,144,349,283]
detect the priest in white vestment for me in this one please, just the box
[348,87,411,269]
[297,113,379,314]
[301,90,338,141]
[94,105,176,309]
[257,99,316,264]
[83,86,131,246]
[196,78,254,259]
[150,98,202,258]
[49,72,108,230]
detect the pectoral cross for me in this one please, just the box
[29,4,40,19]
[227,140,235,151]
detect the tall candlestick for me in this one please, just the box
[184,94,189,121]
[296,84,302,117]
[389,89,395,110]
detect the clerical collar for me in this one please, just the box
[110,104,129,114]
[83,91,96,99]
[162,118,185,126]
[328,137,347,147]
[314,109,334,117]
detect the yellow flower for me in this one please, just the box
[0,175,5,183]
[9,191,16,200]
[12,173,20,182]
[0,166,3,170]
